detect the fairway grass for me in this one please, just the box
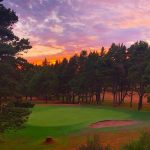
[1,105,150,150]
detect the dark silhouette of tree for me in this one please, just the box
[128,41,150,110]
[0,0,32,133]
[106,43,128,106]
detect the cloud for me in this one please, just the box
[44,11,62,23]
[49,24,64,34]
[24,44,64,57]
[3,0,150,60]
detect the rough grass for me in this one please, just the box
[121,132,150,150]
[0,105,150,150]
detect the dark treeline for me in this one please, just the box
[21,41,150,111]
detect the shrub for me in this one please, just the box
[121,132,150,150]
[0,106,31,133]
[77,136,111,150]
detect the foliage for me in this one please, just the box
[121,132,150,150]
[0,105,31,133]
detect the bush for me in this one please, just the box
[121,132,150,150]
[14,100,35,108]
[0,99,32,133]
[77,136,111,150]
[0,106,31,133]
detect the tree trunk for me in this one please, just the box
[62,95,65,103]
[91,94,94,103]
[102,88,106,102]
[85,93,88,104]
[130,91,133,108]
[72,93,75,104]
[113,92,116,106]
[96,92,101,105]
[45,95,48,104]
[77,94,80,104]
[138,94,143,111]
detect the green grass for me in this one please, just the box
[0,105,150,150]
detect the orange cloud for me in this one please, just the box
[23,44,64,57]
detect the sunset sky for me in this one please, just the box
[3,0,150,64]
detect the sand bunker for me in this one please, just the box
[90,120,137,128]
